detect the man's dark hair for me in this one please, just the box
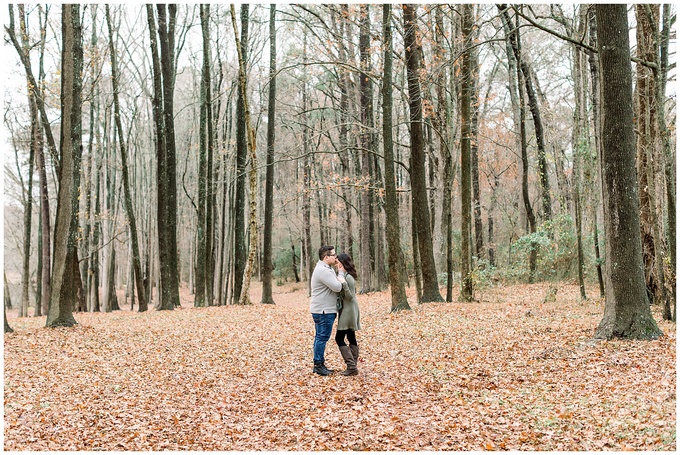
[318,245,335,261]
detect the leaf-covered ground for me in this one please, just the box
[4,282,676,451]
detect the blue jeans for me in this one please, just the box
[312,312,336,364]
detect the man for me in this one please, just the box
[310,245,342,376]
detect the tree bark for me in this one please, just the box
[148,5,181,310]
[232,4,249,305]
[433,7,454,302]
[593,4,663,340]
[106,5,147,312]
[500,5,537,282]
[403,4,443,303]
[511,7,552,222]
[358,4,375,293]
[658,4,675,321]
[261,4,277,305]
[587,9,605,299]
[18,5,36,318]
[46,4,82,328]
[230,5,259,306]
[382,4,410,312]
[572,6,588,301]
[459,4,474,302]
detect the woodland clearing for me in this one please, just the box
[3,282,676,451]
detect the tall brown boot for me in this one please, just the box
[338,345,358,376]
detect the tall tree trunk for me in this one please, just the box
[593,4,663,340]
[195,4,211,308]
[572,7,588,300]
[403,4,443,303]
[635,5,667,315]
[230,5,259,306]
[382,4,410,312]
[36,5,50,317]
[338,5,353,257]
[587,9,605,298]
[459,4,474,302]
[511,7,552,222]
[148,5,181,310]
[300,29,313,297]
[18,5,36,318]
[46,4,82,328]
[469,6,483,261]
[106,5,147,312]
[232,4,249,306]
[261,4,277,305]
[359,4,375,293]
[658,4,675,321]
[500,5,537,282]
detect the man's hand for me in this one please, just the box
[337,274,346,284]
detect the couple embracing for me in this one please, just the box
[309,245,361,377]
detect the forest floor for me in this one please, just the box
[4,281,676,451]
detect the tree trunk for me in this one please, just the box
[194,4,211,308]
[337,5,354,257]
[382,4,410,312]
[635,5,668,317]
[300,29,313,297]
[572,6,588,300]
[36,7,50,317]
[230,5,259,306]
[469,7,483,261]
[106,5,147,312]
[500,5,537,282]
[511,7,552,222]
[232,4,249,306]
[4,271,12,310]
[403,4,443,303]
[658,4,675,321]
[4,302,13,333]
[148,5,181,310]
[459,4,474,302]
[46,4,82,328]
[593,4,663,340]
[358,4,375,293]
[261,4,277,305]
[587,9,605,299]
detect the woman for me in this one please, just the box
[335,253,361,376]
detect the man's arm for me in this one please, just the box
[320,267,342,292]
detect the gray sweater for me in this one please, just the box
[309,260,342,314]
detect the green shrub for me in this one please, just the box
[273,248,296,284]
[508,214,578,282]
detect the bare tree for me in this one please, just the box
[459,4,474,302]
[382,4,410,312]
[232,4,249,305]
[230,5,259,306]
[261,4,277,305]
[147,4,181,310]
[106,5,147,312]
[46,4,83,328]
[403,4,443,303]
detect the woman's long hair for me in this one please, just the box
[337,253,358,280]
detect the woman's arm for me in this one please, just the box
[342,275,356,300]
